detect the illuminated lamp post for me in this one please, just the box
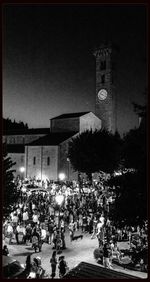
[55,194,64,254]
[67,158,70,181]
[19,167,25,180]
[55,194,64,228]
[58,172,66,182]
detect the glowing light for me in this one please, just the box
[20,167,25,173]
[55,194,64,206]
[52,183,56,190]
[42,175,47,181]
[22,186,27,193]
[58,173,66,181]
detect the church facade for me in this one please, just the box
[4,112,102,180]
[3,44,117,181]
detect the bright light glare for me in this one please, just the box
[55,194,64,206]
[20,167,25,173]
[42,175,47,181]
[59,173,66,181]
[22,186,27,193]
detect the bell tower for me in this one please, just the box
[93,44,117,133]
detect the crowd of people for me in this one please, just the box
[23,252,68,279]
[3,177,148,277]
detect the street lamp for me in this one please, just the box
[58,173,66,182]
[67,158,70,179]
[20,167,25,180]
[55,194,64,207]
[20,167,25,173]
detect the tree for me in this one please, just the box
[107,171,147,226]
[3,145,19,218]
[123,127,146,172]
[107,102,147,225]
[68,129,122,182]
[3,117,28,133]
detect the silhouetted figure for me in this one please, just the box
[50,251,57,279]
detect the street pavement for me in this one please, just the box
[4,229,147,279]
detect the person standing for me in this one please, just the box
[103,242,112,268]
[48,219,54,245]
[50,251,57,279]
[2,245,9,256]
[61,228,66,249]
[25,223,32,245]
[89,216,93,234]
[58,256,67,278]
[25,254,32,276]
[32,227,40,252]
[6,222,14,245]
[91,216,97,239]
[23,210,29,226]
[69,220,75,241]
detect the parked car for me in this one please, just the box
[3,255,27,279]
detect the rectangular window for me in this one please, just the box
[100,60,106,70]
[101,74,105,84]
[33,157,36,165]
[9,137,15,144]
[47,157,50,166]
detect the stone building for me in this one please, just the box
[93,43,117,133]
[4,112,102,180]
[3,44,117,181]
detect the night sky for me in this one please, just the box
[3,4,147,134]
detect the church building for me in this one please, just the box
[3,44,117,181]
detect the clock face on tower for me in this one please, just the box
[98,89,108,101]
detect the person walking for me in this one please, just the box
[50,251,57,279]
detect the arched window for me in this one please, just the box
[47,157,50,166]
[100,60,106,70]
[101,74,105,84]
[33,157,36,165]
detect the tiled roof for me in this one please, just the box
[5,144,25,153]
[63,262,139,279]
[51,112,90,120]
[3,128,50,136]
[27,132,77,146]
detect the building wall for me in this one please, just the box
[25,146,58,180]
[59,137,78,181]
[3,134,47,145]
[7,153,25,178]
[80,113,102,132]
[51,117,79,133]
